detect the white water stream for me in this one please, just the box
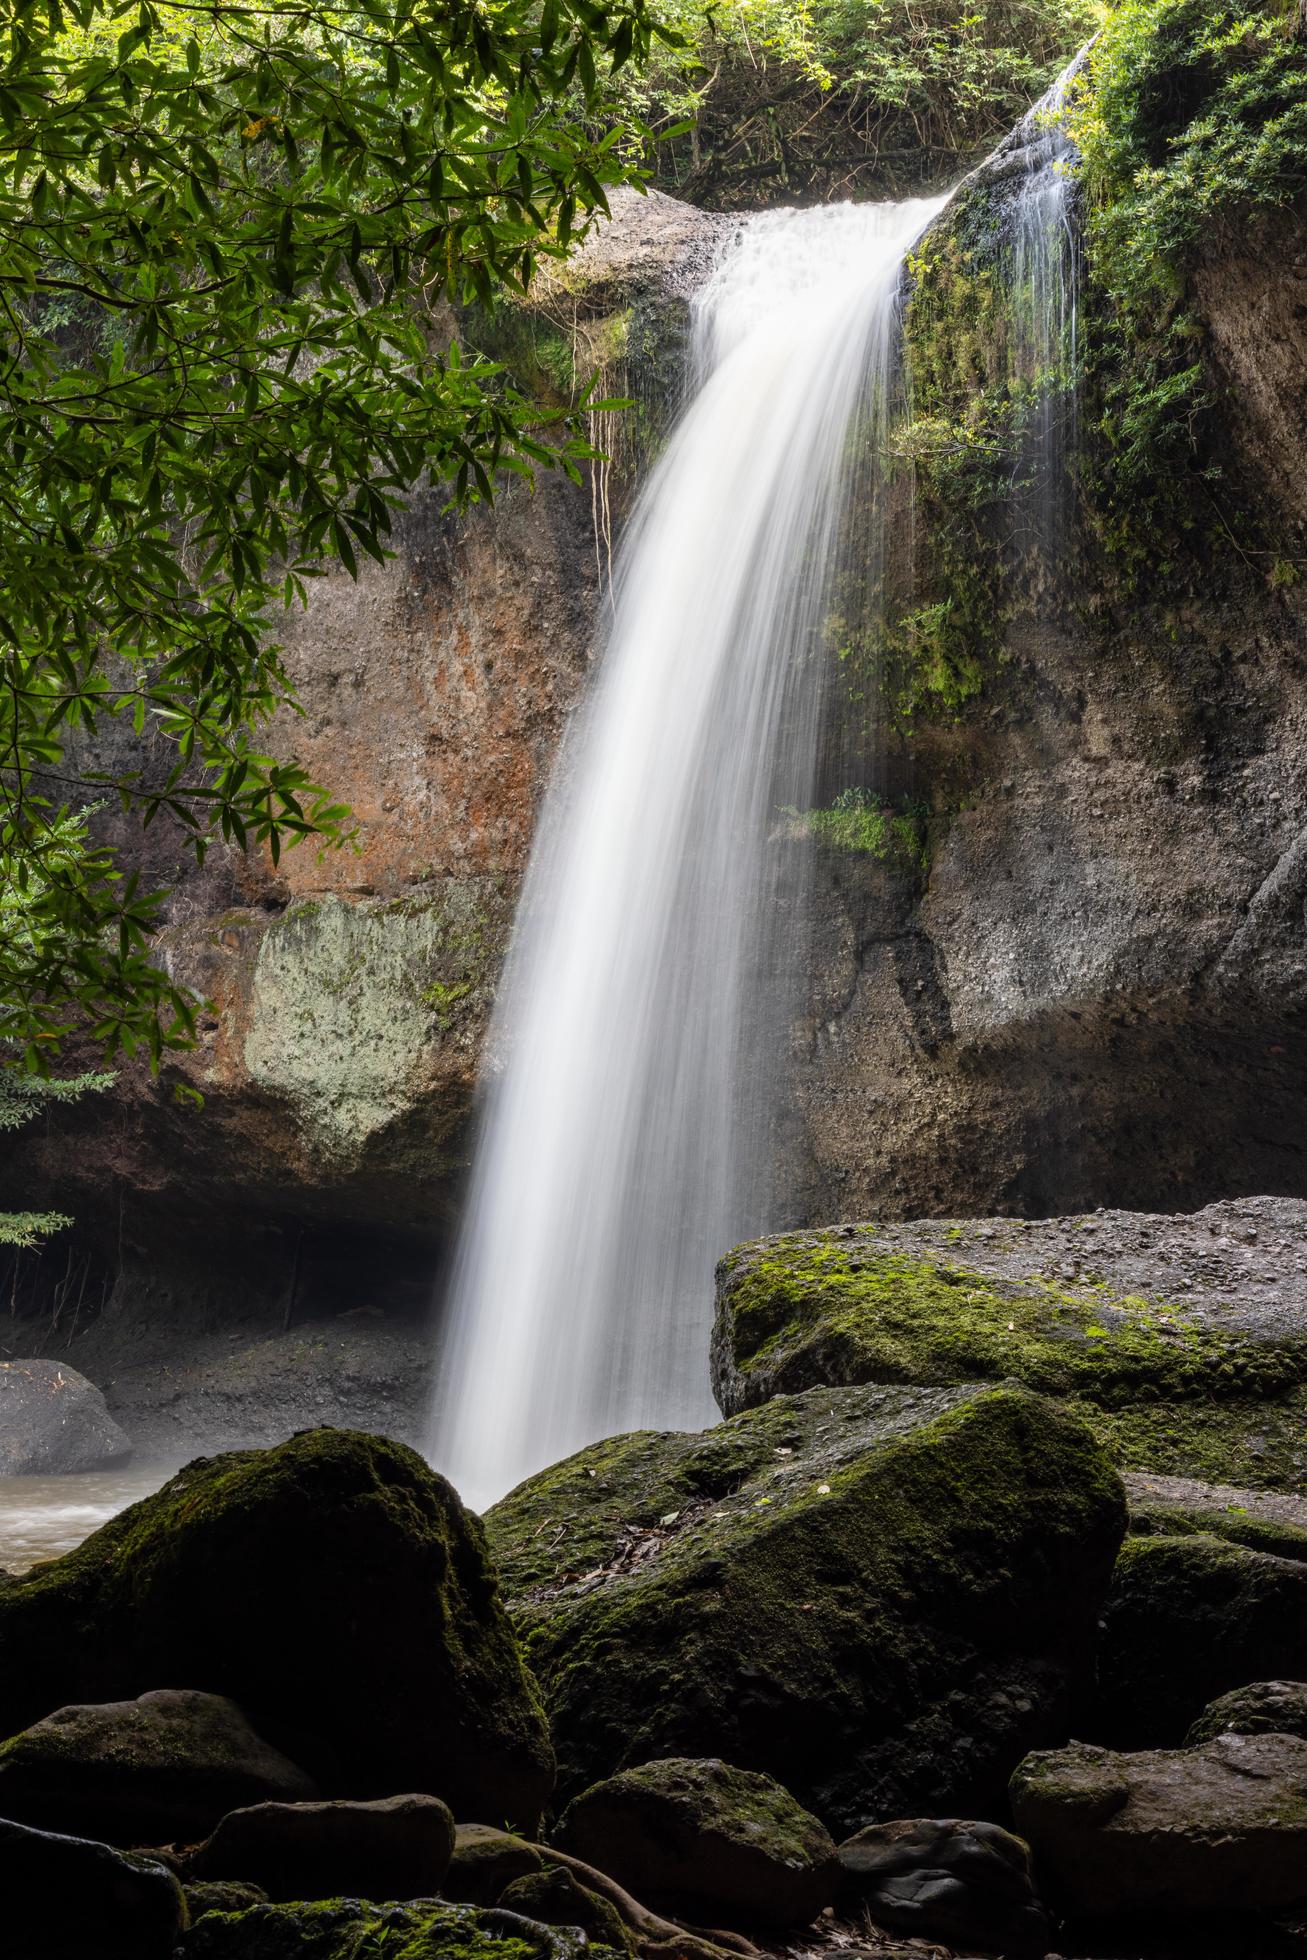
[430,197,946,1510]
[1010,59,1083,550]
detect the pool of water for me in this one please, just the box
[0,1463,178,1575]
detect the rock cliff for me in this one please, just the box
[3,87,1306,1357]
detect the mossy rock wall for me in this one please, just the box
[0,1428,554,1832]
[485,1380,1125,1833]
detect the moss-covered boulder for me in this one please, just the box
[0,1429,553,1829]
[485,1381,1126,1831]
[1097,1535,1307,1745]
[555,1757,836,1931]
[713,1217,1307,1490]
[1011,1733,1307,1918]
[179,1898,621,1960]
[0,1688,318,1847]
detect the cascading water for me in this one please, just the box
[430,197,946,1509]
[1009,56,1085,550]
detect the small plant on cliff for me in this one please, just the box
[0,0,670,1073]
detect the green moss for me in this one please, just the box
[181,1898,618,1960]
[1084,1391,1307,1493]
[715,1235,1307,1491]
[487,1380,1125,1829]
[721,1236,1307,1410]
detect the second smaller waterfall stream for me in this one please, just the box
[431,197,945,1509]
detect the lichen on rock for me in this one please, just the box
[242,889,506,1167]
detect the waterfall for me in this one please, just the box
[1009,56,1085,552]
[429,196,946,1511]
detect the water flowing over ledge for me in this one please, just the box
[429,195,946,1509]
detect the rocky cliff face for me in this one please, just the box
[3,142,1306,1345]
[0,190,727,1330]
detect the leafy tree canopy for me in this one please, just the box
[616,0,1098,207]
[0,0,666,1071]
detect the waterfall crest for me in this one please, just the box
[430,197,946,1510]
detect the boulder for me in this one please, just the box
[0,1814,186,1960]
[0,1359,131,1474]
[444,1823,544,1905]
[178,1898,622,1960]
[498,1867,633,1952]
[836,1818,1049,1957]
[711,1215,1307,1490]
[486,1381,1126,1830]
[0,1687,319,1845]
[1187,1680,1307,1745]
[0,1428,553,1829]
[555,1757,836,1931]
[1097,1534,1307,1744]
[188,1793,455,1902]
[1011,1732,1307,1917]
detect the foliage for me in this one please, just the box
[1072,0,1307,548]
[0,0,667,1072]
[612,0,1099,205]
[0,1063,110,1244]
[785,787,928,867]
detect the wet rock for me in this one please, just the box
[486,1380,1125,1830]
[836,1817,1049,1957]
[188,1792,455,1903]
[711,1211,1307,1490]
[0,1687,319,1845]
[0,1359,131,1475]
[1011,1732,1307,1917]
[1097,1534,1307,1744]
[1187,1680,1307,1745]
[0,1428,554,1830]
[499,1866,634,1952]
[0,1814,185,1960]
[178,1898,622,1960]
[555,1757,837,1931]
[443,1823,544,1905]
